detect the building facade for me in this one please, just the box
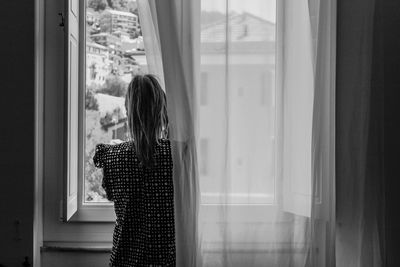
[100,9,138,35]
[86,42,110,87]
[200,13,276,204]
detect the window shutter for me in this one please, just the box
[63,0,80,221]
[281,0,314,217]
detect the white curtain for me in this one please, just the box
[138,0,336,266]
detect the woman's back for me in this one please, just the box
[94,139,175,267]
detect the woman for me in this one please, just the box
[94,74,176,266]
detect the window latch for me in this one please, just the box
[58,12,65,28]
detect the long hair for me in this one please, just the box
[124,74,169,168]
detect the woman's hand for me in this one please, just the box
[110,139,123,145]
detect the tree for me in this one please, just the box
[99,15,112,33]
[118,0,130,10]
[85,110,109,201]
[99,75,128,97]
[106,0,136,12]
[85,87,99,111]
[88,0,108,12]
[100,107,123,128]
[127,1,138,13]
[106,0,121,10]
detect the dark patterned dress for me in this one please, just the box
[93,139,176,267]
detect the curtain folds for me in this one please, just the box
[139,0,338,266]
[336,0,385,266]
[138,0,202,266]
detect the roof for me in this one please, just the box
[91,32,114,37]
[201,12,275,43]
[103,9,138,17]
[87,42,108,50]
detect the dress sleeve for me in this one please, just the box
[93,143,114,201]
[93,143,109,168]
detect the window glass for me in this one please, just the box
[200,0,276,204]
[85,0,144,203]
[200,72,208,105]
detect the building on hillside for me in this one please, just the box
[86,42,110,86]
[90,32,122,52]
[112,30,131,41]
[100,9,139,35]
[200,12,276,204]
[123,50,147,77]
[121,36,144,52]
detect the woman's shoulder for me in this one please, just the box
[158,138,171,145]
[93,141,133,168]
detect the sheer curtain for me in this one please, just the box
[138,0,336,266]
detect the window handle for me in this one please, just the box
[58,12,65,28]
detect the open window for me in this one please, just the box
[62,0,333,222]
[63,0,80,221]
[280,0,315,217]
[63,0,145,221]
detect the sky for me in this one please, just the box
[201,0,276,22]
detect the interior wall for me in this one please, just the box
[42,251,109,267]
[0,1,35,266]
[383,1,400,266]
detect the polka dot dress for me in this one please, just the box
[93,139,176,267]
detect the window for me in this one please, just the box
[237,86,244,97]
[200,1,276,204]
[63,0,146,220]
[199,138,209,176]
[260,71,273,106]
[200,71,208,105]
[84,0,144,204]
[63,0,326,220]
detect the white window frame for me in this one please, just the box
[42,0,114,246]
[69,0,333,220]
[64,0,115,222]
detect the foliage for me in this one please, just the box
[106,0,121,10]
[85,110,110,202]
[98,75,128,97]
[100,107,123,128]
[106,0,137,12]
[99,15,112,33]
[127,1,138,13]
[88,0,108,11]
[85,86,100,111]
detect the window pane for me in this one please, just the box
[200,0,276,204]
[84,0,145,203]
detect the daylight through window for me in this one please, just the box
[84,0,145,203]
[83,0,278,205]
[199,0,276,204]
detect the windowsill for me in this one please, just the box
[70,192,275,222]
[41,242,112,252]
[68,206,116,222]
[41,242,306,254]
[69,203,277,222]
